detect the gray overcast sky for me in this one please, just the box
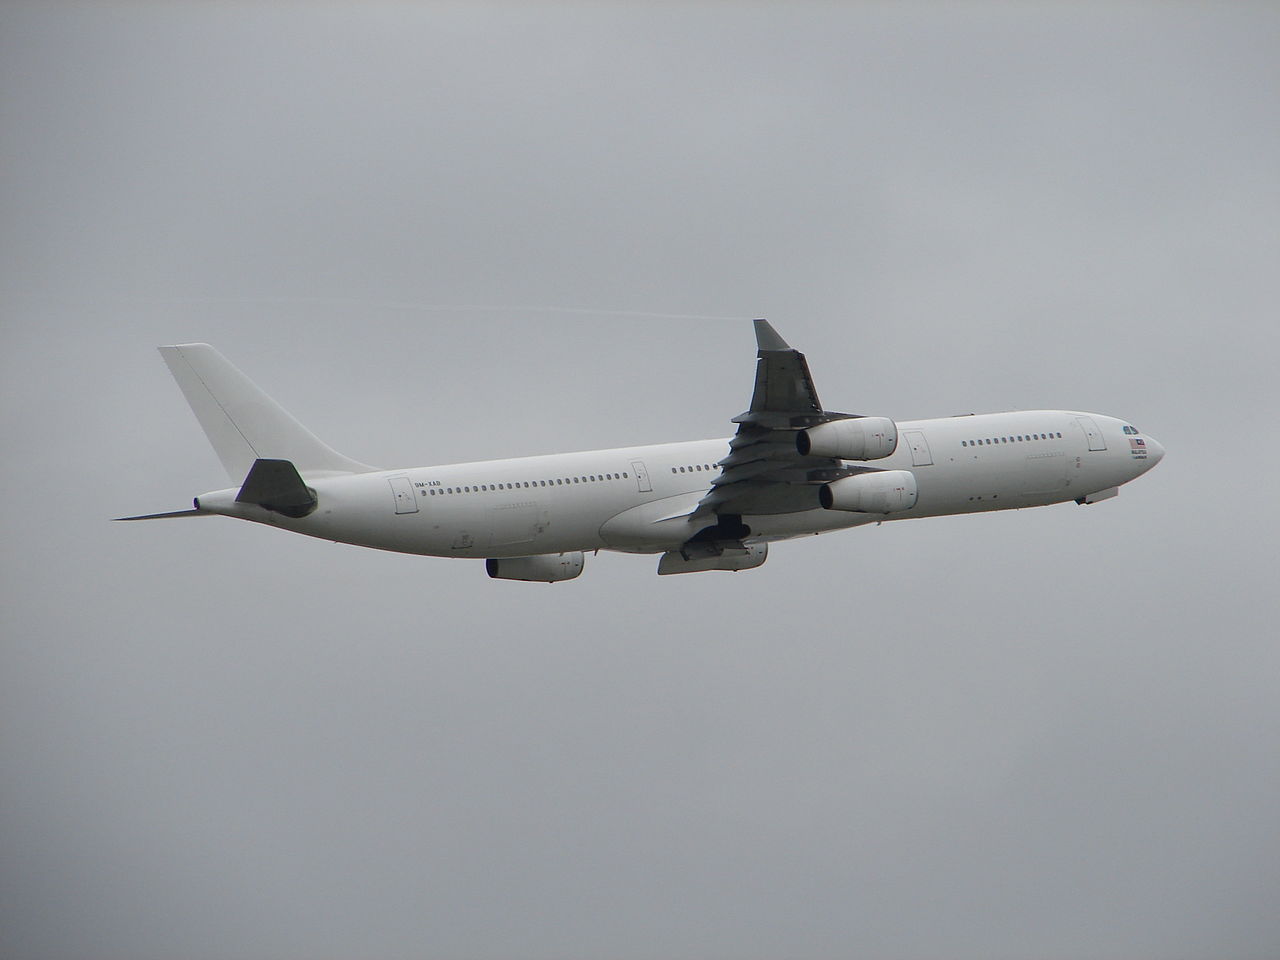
[3,3,1279,959]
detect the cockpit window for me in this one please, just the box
[1122,425,1140,435]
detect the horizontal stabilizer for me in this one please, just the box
[236,459,317,518]
[113,509,208,521]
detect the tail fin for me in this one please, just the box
[159,343,377,481]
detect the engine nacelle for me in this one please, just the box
[656,543,767,576]
[797,417,897,460]
[819,470,917,513]
[485,552,585,582]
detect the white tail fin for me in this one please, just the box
[159,343,377,481]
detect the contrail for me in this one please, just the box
[28,292,751,322]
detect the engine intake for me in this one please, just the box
[820,470,917,513]
[485,552,585,582]
[797,417,897,460]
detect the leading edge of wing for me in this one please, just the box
[691,319,851,520]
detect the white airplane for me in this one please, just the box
[118,320,1164,580]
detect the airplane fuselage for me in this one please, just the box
[193,409,1162,560]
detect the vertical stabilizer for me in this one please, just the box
[159,344,377,481]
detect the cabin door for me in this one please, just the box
[1074,416,1107,451]
[630,459,653,493]
[388,477,418,514]
[904,431,933,466]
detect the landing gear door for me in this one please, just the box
[1074,416,1107,451]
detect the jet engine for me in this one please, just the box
[819,470,917,513]
[656,543,767,576]
[796,417,897,460]
[485,552,585,582]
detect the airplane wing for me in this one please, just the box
[691,319,858,522]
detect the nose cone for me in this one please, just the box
[1145,436,1165,466]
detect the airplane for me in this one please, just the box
[117,320,1164,580]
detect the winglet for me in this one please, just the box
[753,318,791,353]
